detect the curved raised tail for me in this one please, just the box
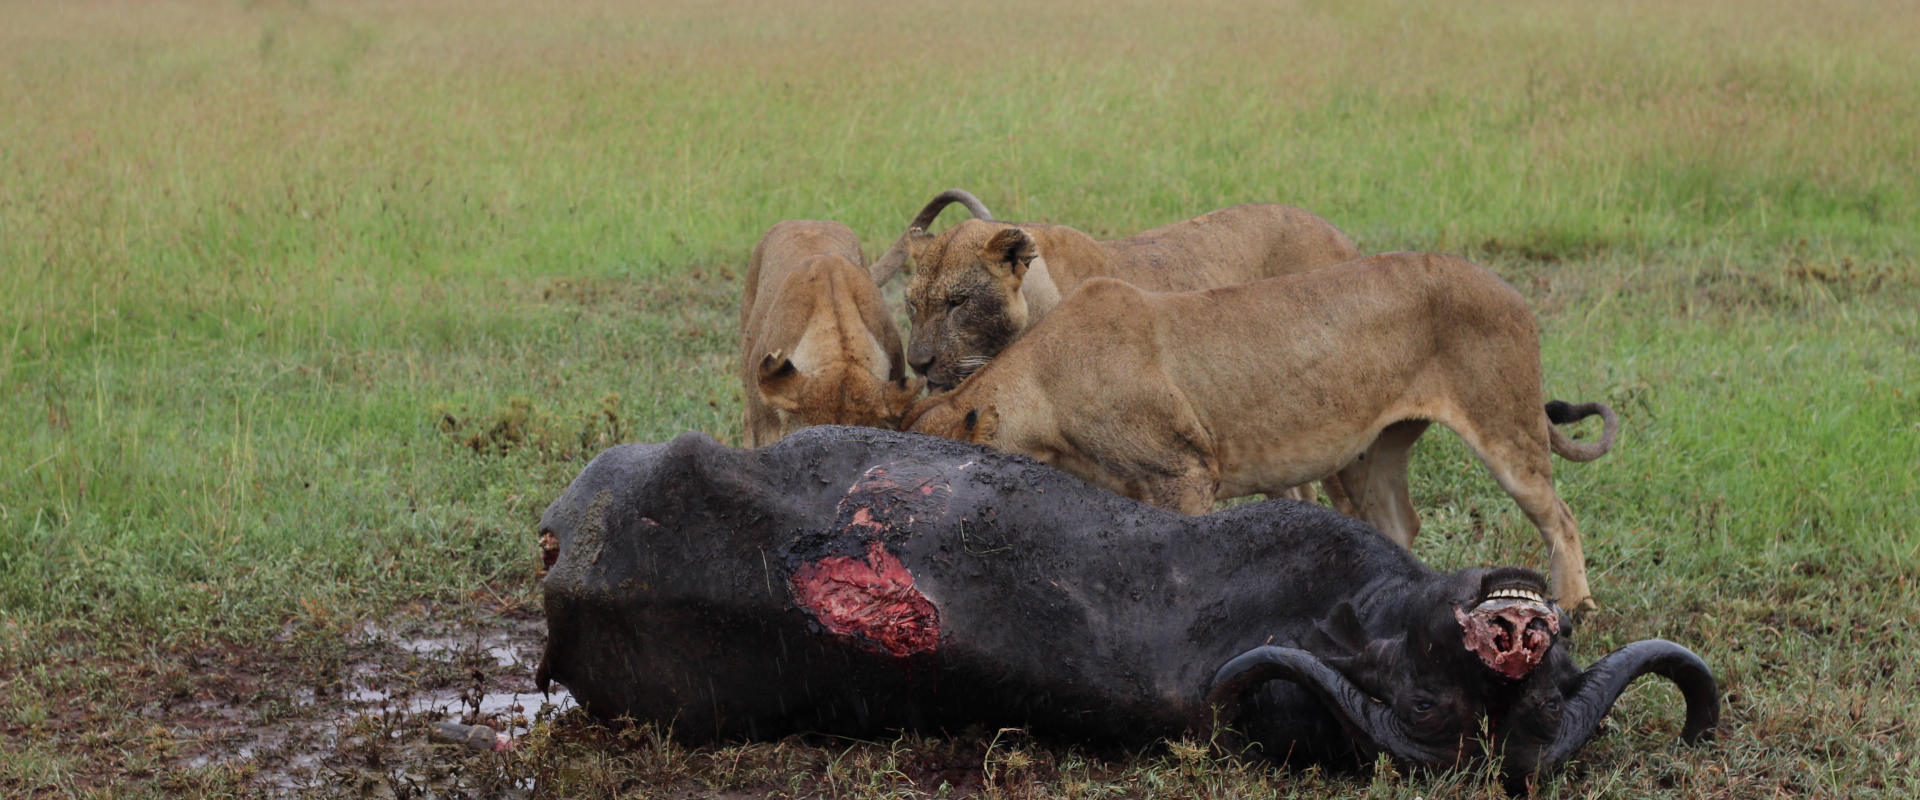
[1546,400,1618,462]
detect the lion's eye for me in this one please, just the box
[946,295,966,311]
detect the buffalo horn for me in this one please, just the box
[1205,646,1457,766]
[868,188,995,286]
[1542,638,1720,768]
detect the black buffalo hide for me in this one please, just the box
[537,427,1716,781]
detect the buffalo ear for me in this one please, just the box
[756,351,804,412]
[1309,602,1372,658]
[980,228,1036,281]
[1318,632,1408,701]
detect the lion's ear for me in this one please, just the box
[980,228,1036,282]
[905,228,938,268]
[756,351,804,412]
[962,404,1000,442]
[887,376,927,426]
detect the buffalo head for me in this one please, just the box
[1209,567,1717,788]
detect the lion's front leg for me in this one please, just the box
[1275,484,1319,504]
[1136,461,1221,516]
[1327,420,1429,548]
[1065,403,1219,516]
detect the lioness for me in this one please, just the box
[868,193,1361,391]
[905,251,1619,610]
[739,220,921,447]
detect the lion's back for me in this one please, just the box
[1102,204,1360,291]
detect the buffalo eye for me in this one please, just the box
[1543,698,1562,713]
[1403,696,1445,726]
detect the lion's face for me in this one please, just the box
[759,353,925,436]
[903,220,1037,391]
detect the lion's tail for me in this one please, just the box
[1545,400,1618,462]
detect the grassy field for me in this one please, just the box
[3,0,1917,797]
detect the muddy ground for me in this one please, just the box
[110,605,574,798]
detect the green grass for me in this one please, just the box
[3,0,1918,797]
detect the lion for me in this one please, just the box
[867,190,1361,392]
[904,251,1619,611]
[739,220,921,447]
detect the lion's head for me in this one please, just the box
[897,221,1044,391]
[744,228,929,448]
[756,349,925,437]
[869,189,1022,392]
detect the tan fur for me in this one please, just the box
[740,220,922,447]
[898,204,1361,390]
[906,252,1617,611]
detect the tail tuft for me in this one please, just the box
[1546,400,1619,462]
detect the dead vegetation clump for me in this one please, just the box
[435,393,630,461]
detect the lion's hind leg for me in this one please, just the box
[1450,418,1596,612]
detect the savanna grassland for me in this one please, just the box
[2,0,1916,797]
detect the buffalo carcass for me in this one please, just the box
[536,427,1717,784]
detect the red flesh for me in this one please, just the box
[1455,600,1558,680]
[539,530,559,570]
[791,539,941,657]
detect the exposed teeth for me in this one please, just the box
[1486,588,1546,604]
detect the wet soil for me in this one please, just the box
[155,607,574,798]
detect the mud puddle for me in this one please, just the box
[343,619,573,737]
[174,611,573,798]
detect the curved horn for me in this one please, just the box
[1546,400,1619,462]
[869,189,995,286]
[1206,646,1457,765]
[1542,639,1719,768]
